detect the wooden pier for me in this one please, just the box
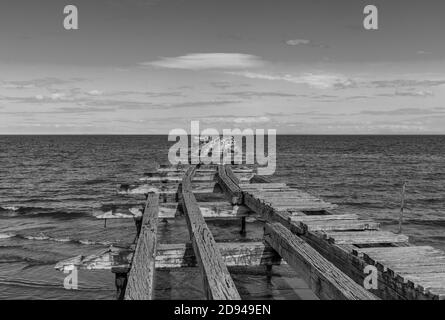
[56,164,445,300]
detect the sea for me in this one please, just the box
[0,135,444,300]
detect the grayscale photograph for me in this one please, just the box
[0,0,444,306]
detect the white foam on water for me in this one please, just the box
[0,233,16,240]
[129,207,143,217]
[1,206,20,211]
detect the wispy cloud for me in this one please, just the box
[360,107,445,116]
[286,39,328,48]
[160,100,240,109]
[141,53,264,70]
[232,116,270,123]
[377,90,434,97]
[187,115,271,124]
[369,79,445,88]
[222,91,305,99]
[225,71,355,89]
[209,81,250,89]
[1,77,86,89]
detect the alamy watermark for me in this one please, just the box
[63,267,78,290]
[168,121,276,175]
[63,5,378,31]
[363,265,378,290]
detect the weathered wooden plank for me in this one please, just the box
[54,248,113,271]
[300,220,380,232]
[181,167,241,300]
[55,242,284,272]
[323,231,409,245]
[242,192,436,299]
[95,202,252,220]
[124,194,159,300]
[217,165,242,205]
[290,214,359,222]
[157,242,283,269]
[353,246,441,258]
[240,183,288,189]
[181,166,196,192]
[389,264,445,275]
[139,174,216,182]
[367,256,445,273]
[271,204,338,211]
[263,197,326,203]
[119,181,219,195]
[141,171,253,182]
[264,222,378,300]
[156,167,253,174]
[224,164,241,184]
[257,195,323,201]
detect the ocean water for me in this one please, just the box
[0,135,444,300]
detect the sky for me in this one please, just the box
[1,0,445,134]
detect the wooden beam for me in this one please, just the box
[119,181,219,196]
[224,164,241,184]
[55,242,284,272]
[217,165,242,205]
[95,202,252,220]
[264,222,378,300]
[124,193,159,300]
[242,188,433,299]
[323,231,409,245]
[181,166,241,300]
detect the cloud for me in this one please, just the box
[370,79,445,88]
[377,90,434,97]
[192,115,271,124]
[286,39,328,48]
[141,53,264,70]
[360,107,445,116]
[226,71,355,89]
[160,100,240,109]
[286,39,311,46]
[210,81,250,89]
[1,77,85,89]
[87,90,103,96]
[223,91,306,98]
[233,116,270,123]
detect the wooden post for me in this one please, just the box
[115,272,128,300]
[240,217,246,235]
[134,216,142,237]
[398,182,406,234]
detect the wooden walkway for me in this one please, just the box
[55,164,445,300]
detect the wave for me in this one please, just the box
[404,219,445,227]
[0,206,19,211]
[118,185,159,195]
[340,201,394,209]
[0,232,113,246]
[0,276,108,291]
[0,233,15,240]
[0,206,90,219]
[82,178,109,186]
[416,198,445,204]
[0,254,58,266]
